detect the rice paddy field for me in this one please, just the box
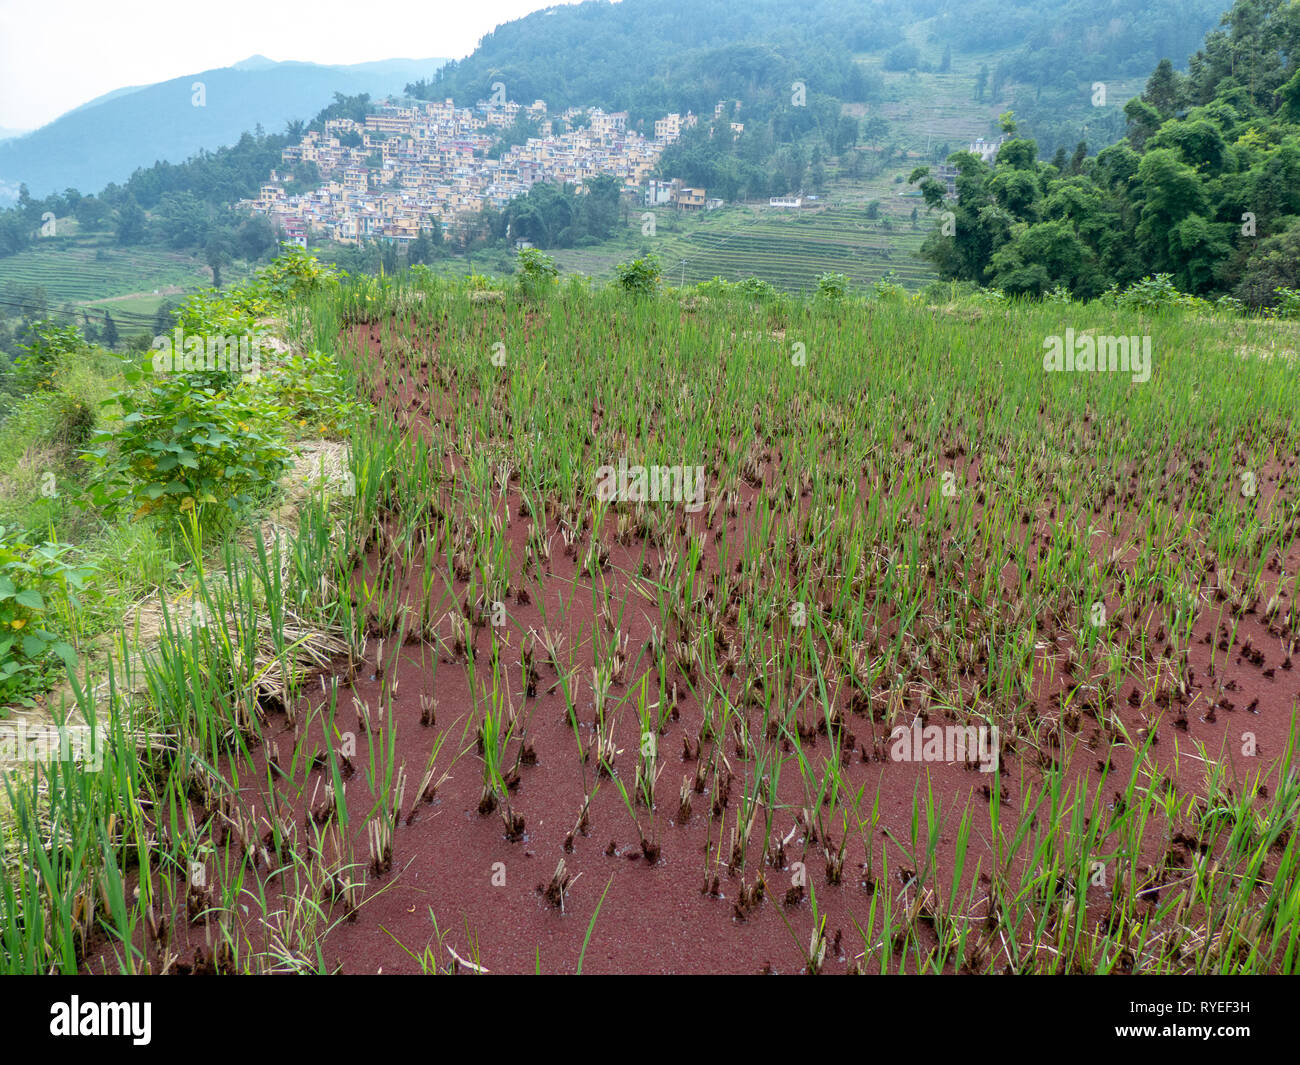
[551,202,935,294]
[4,273,1299,976]
[0,240,212,306]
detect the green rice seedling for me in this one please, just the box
[631,673,658,809]
[474,650,524,839]
[608,743,660,864]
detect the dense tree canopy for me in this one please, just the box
[914,0,1300,307]
[0,0,1277,302]
[408,0,906,125]
[0,105,322,261]
[497,175,622,248]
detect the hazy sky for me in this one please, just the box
[0,0,584,130]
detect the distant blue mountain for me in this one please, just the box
[0,56,447,204]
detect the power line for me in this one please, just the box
[0,296,164,327]
[0,294,162,320]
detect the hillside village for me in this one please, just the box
[240,97,730,246]
[241,94,1012,248]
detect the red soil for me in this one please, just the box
[83,312,1299,975]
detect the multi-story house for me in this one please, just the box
[239,97,732,246]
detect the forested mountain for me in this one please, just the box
[0,0,1254,292]
[413,1,886,122]
[0,56,446,205]
[945,0,1228,151]
[412,0,1224,150]
[912,0,1300,307]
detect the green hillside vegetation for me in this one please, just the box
[0,236,259,362]
[416,0,1223,155]
[0,0,1232,311]
[384,0,1227,292]
[544,201,932,293]
[0,241,215,304]
[937,0,1225,151]
[0,0,1274,330]
[910,0,1300,308]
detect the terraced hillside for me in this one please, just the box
[552,21,1154,296]
[554,201,935,294]
[855,22,1148,160]
[0,240,212,308]
[674,205,931,291]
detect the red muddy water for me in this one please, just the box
[82,312,1299,975]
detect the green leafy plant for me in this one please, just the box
[173,287,273,339]
[694,276,781,303]
[253,245,345,303]
[77,247,358,526]
[257,348,361,439]
[9,321,89,393]
[1272,286,1300,319]
[614,254,661,296]
[83,366,291,526]
[815,272,850,302]
[515,247,559,301]
[1111,274,1211,312]
[871,270,907,301]
[737,276,781,302]
[0,526,86,710]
